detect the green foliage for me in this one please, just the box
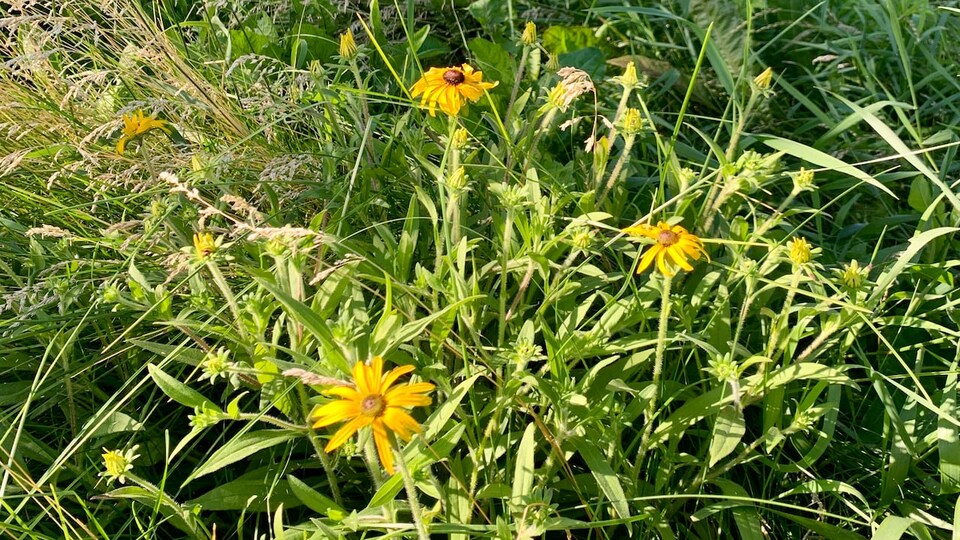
[2,0,960,538]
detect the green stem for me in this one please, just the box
[306,431,344,506]
[498,209,514,345]
[634,274,672,474]
[597,134,636,204]
[391,433,430,540]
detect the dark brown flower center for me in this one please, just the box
[443,69,465,85]
[360,394,386,417]
[657,230,679,246]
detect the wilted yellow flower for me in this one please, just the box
[311,356,435,475]
[546,53,559,71]
[788,237,812,266]
[623,221,709,277]
[193,232,217,260]
[521,21,537,45]
[339,29,358,60]
[753,67,774,91]
[619,108,644,135]
[410,64,498,117]
[100,445,140,485]
[840,260,865,288]
[116,110,170,155]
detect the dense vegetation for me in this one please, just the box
[2,0,960,538]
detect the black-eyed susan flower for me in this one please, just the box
[116,110,170,155]
[623,221,709,277]
[410,64,498,117]
[310,356,434,475]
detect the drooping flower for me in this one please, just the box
[622,221,709,277]
[310,356,434,474]
[101,445,140,485]
[116,110,170,155]
[410,64,498,117]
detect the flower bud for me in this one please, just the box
[339,28,358,60]
[521,22,537,46]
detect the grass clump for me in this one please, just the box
[2,0,960,538]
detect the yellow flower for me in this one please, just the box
[614,61,640,90]
[753,67,774,90]
[311,356,434,474]
[623,221,709,277]
[619,108,644,135]
[116,110,170,155]
[339,28,357,60]
[100,445,139,485]
[788,237,812,266]
[410,64,498,117]
[521,21,537,46]
[840,260,864,288]
[193,232,217,260]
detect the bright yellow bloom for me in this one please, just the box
[116,110,170,155]
[311,356,434,475]
[619,108,644,135]
[788,237,812,266]
[410,64,498,117]
[623,221,709,277]
[193,232,216,260]
[339,29,357,60]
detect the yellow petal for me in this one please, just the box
[636,245,659,274]
[667,247,693,272]
[385,382,435,406]
[324,415,370,452]
[382,407,422,441]
[381,364,414,391]
[372,420,395,475]
[311,399,362,428]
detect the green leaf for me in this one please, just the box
[183,430,299,485]
[708,405,745,467]
[576,436,631,520]
[759,135,895,198]
[511,423,537,512]
[872,516,916,540]
[424,375,481,441]
[367,473,403,508]
[188,473,299,511]
[869,227,960,305]
[542,26,598,55]
[253,274,351,373]
[467,38,515,96]
[940,359,960,494]
[147,364,220,412]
